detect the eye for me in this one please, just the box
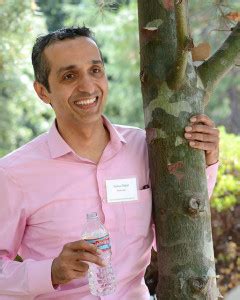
[93,67,101,73]
[63,73,76,80]
[91,66,104,77]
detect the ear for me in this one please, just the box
[33,81,51,104]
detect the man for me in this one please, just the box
[0,27,219,299]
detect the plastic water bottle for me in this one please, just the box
[82,212,116,296]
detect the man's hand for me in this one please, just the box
[184,114,219,166]
[51,240,105,286]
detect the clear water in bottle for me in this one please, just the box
[82,212,116,296]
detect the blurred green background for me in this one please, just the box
[0,0,239,295]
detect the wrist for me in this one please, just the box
[51,258,58,286]
[206,160,218,167]
[206,150,219,167]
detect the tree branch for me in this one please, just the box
[167,0,189,90]
[197,22,240,98]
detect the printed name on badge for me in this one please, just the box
[106,178,138,203]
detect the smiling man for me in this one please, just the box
[34,33,109,163]
[0,27,219,299]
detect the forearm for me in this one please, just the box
[0,257,55,297]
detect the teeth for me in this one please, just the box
[75,97,97,105]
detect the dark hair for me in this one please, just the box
[32,26,101,92]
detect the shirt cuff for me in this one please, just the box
[206,161,219,198]
[206,161,219,177]
[27,258,56,295]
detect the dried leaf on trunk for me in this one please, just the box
[144,19,163,31]
[225,12,240,22]
[161,0,174,10]
[191,42,211,61]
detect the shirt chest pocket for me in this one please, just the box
[123,188,152,237]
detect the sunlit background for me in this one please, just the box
[0,0,239,298]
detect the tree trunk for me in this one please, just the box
[137,1,218,299]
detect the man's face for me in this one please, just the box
[35,37,108,128]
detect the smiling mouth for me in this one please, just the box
[74,96,98,108]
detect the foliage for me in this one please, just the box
[0,0,52,157]
[1,0,239,159]
[211,127,240,211]
[95,2,143,127]
[211,205,240,295]
[210,128,240,295]
[60,0,144,127]
[40,0,239,130]
[35,0,73,32]
[1,0,239,296]
[189,0,240,131]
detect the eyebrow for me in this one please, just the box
[56,60,103,77]
[92,60,103,65]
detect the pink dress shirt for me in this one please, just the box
[0,116,218,300]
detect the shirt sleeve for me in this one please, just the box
[206,162,219,198]
[0,167,55,297]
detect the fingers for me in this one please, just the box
[185,126,219,144]
[51,257,88,285]
[65,240,105,266]
[185,121,219,145]
[72,249,105,268]
[51,240,105,286]
[72,269,89,278]
[73,260,89,272]
[185,114,220,166]
[186,139,218,151]
[185,124,217,135]
[65,240,98,254]
[189,114,215,127]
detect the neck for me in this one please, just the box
[56,117,110,163]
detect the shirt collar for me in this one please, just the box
[47,116,126,159]
[47,120,73,158]
[103,115,127,145]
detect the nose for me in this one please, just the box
[76,74,95,95]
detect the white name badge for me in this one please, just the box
[106,178,138,203]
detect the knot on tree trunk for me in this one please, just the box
[188,276,222,299]
[140,70,146,84]
[188,197,204,217]
[189,276,208,293]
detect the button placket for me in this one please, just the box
[95,164,106,226]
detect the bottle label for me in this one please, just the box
[85,234,111,251]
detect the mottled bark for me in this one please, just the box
[137,0,223,299]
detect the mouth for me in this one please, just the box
[74,96,98,109]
